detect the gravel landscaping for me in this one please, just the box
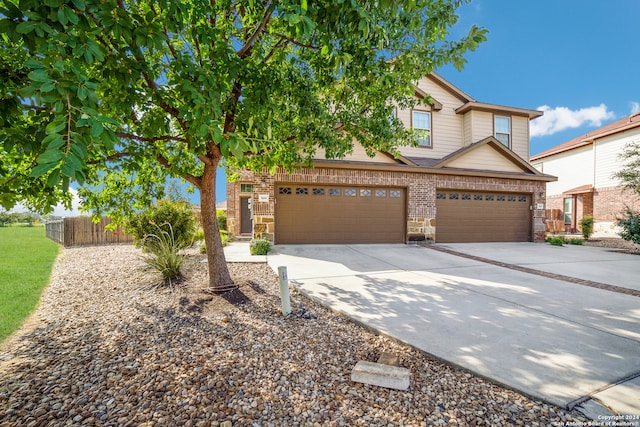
[0,245,590,426]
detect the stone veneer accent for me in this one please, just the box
[227,166,548,243]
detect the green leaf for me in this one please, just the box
[24,59,44,69]
[71,0,85,11]
[64,153,84,170]
[301,0,308,11]
[37,149,64,164]
[57,7,68,25]
[30,162,57,177]
[28,69,51,83]
[40,82,56,92]
[90,121,104,138]
[45,120,66,135]
[44,133,64,150]
[16,21,37,34]
[65,7,79,25]
[47,168,61,188]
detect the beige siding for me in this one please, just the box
[445,144,525,173]
[463,112,472,145]
[537,146,594,196]
[398,75,465,159]
[469,111,493,143]
[594,127,640,187]
[315,140,399,164]
[511,116,530,160]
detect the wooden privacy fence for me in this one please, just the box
[45,217,134,247]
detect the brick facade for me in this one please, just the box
[545,186,640,233]
[228,166,547,243]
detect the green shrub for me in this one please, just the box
[217,209,227,231]
[567,238,584,245]
[142,223,184,287]
[126,200,197,250]
[198,230,230,254]
[580,216,594,240]
[250,238,270,255]
[192,227,205,242]
[548,236,564,246]
[617,208,640,246]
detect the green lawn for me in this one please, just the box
[0,226,60,343]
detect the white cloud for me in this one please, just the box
[9,188,83,217]
[630,101,640,114]
[51,188,83,217]
[530,104,615,138]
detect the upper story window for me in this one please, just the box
[240,184,254,193]
[494,116,511,147]
[412,110,431,147]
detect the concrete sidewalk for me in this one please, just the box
[266,243,640,421]
[439,242,640,292]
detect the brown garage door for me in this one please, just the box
[436,191,531,243]
[275,185,405,244]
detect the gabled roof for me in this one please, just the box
[414,85,443,110]
[426,72,475,103]
[432,136,545,176]
[531,112,640,161]
[455,102,543,119]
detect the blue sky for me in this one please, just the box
[200,0,640,205]
[47,1,640,212]
[436,0,639,156]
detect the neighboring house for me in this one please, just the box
[531,112,640,235]
[227,72,556,244]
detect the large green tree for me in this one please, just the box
[615,141,640,196]
[0,0,486,290]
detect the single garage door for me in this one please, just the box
[436,190,531,243]
[276,185,405,244]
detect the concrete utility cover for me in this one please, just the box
[351,361,410,391]
[267,243,640,417]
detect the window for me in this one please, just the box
[564,197,573,225]
[390,190,401,198]
[329,188,341,196]
[412,110,431,147]
[312,188,325,196]
[295,187,308,195]
[495,116,511,147]
[375,189,387,197]
[278,187,291,195]
[360,189,371,197]
[240,184,254,193]
[344,188,356,197]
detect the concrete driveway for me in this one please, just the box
[266,243,640,419]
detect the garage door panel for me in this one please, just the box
[276,185,405,244]
[436,191,531,243]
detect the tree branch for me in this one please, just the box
[116,132,188,144]
[87,152,131,165]
[237,2,273,58]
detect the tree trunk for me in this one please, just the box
[200,159,235,291]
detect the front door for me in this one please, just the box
[240,197,252,234]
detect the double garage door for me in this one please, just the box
[436,190,532,243]
[275,185,531,244]
[275,185,405,244]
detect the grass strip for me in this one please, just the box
[0,226,60,343]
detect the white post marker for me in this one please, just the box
[278,266,291,317]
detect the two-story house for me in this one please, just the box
[531,113,640,235]
[227,72,556,244]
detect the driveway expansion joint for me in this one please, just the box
[423,244,640,298]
